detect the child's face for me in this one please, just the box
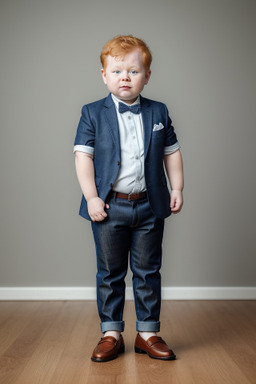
[101,48,151,104]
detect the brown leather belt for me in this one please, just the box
[115,192,147,201]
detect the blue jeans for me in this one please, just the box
[91,193,164,333]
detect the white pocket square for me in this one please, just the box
[153,122,164,131]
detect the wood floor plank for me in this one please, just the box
[11,301,83,384]
[48,302,97,384]
[229,301,256,349]
[0,302,22,325]
[202,301,256,383]
[0,301,64,384]
[0,302,42,355]
[180,301,252,384]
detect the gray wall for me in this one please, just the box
[1,0,256,288]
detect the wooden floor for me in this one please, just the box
[0,300,255,384]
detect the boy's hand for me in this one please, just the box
[87,197,110,222]
[170,190,183,214]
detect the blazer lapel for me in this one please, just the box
[104,94,121,151]
[140,96,152,159]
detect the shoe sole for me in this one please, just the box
[91,346,125,363]
[135,346,176,361]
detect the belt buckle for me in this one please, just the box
[128,193,133,201]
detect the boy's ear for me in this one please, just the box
[101,68,107,84]
[144,69,151,85]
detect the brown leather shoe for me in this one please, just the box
[135,333,176,361]
[91,335,125,362]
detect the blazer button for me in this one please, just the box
[117,161,120,166]
[110,183,113,188]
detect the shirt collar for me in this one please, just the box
[111,94,140,109]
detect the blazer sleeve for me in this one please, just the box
[163,105,178,146]
[74,105,95,151]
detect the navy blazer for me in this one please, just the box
[74,93,179,220]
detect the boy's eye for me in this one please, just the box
[113,70,121,74]
[130,70,137,75]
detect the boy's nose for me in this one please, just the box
[121,72,130,81]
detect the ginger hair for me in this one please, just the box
[100,35,152,71]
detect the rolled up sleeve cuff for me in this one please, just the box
[164,141,180,155]
[73,145,94,155]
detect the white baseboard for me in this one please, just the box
[0,286,255,300]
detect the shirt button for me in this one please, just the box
[128,116,131,120]
[133,136,136,139]
[135,156,139,160]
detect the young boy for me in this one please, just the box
[74,35,183,362]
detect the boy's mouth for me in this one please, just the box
[120,86,131,89]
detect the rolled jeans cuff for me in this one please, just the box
[100,321,125,333]
[136,321,160,332]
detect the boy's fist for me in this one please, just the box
[170,190,183,214]
[87,197,109,222]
